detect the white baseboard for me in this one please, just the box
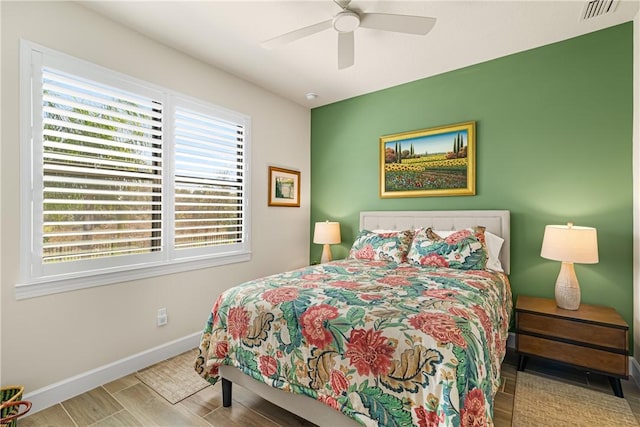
[23,332,201,415]
[631,354,640,389]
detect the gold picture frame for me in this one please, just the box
[268,166,301,207]
[380,121,476,198]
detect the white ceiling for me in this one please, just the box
[81,0,639,108]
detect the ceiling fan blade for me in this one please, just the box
[360,13,436,35]
[261,19,333,49]
[337,31,354,69]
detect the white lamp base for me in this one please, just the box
[555,261,581,310]
[320,244,333,264]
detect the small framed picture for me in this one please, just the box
[268,166,300,207]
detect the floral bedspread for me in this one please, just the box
[195,259,512,427]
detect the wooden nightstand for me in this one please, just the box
[515,295,629,398]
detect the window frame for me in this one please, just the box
[18,40,251,300]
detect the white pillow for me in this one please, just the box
[484,231,505,272]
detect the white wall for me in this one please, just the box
[634,10,640,372]
[0,0,310,399]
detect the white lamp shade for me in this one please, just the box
[540,224,598,264]
[313,221,341,244]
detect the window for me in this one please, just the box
[19,41,251,298]
[173,102,247,255]
[41,67,164,264]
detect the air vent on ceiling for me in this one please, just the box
[580,0,619,20]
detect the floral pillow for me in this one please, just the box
[433,229,504,272]
[348,229,413,263]
[407,226,488,270]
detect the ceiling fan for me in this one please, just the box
[261,0,436,70]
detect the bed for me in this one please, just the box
[195,210,512,426]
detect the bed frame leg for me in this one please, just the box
[222,378,232,407]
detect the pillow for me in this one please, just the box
[431,228,504,272]
[348,229,413,263]
[407,226,488,270]
[484,231,505,272]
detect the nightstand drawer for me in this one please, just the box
[518,334,628,377]
[518,312,627,351]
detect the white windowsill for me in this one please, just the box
[15,251,251,300]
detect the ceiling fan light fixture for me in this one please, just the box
[262,2,436,70]
[332,10,360,32]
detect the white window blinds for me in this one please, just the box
[174,106,245,251]
[42,67,164,263]
[19,41,251,298]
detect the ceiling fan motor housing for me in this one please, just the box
[333,10,360,32]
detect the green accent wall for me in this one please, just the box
[310,23,634,340]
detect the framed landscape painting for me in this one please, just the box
[379,121,476,198]
[268,166,300,207]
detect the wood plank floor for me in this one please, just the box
[19,349,640,426]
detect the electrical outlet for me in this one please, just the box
[157,308,168,327]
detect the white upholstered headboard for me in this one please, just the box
[359,210,510,274]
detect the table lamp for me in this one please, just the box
[540,222,598,310]
[313,221,341,263]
